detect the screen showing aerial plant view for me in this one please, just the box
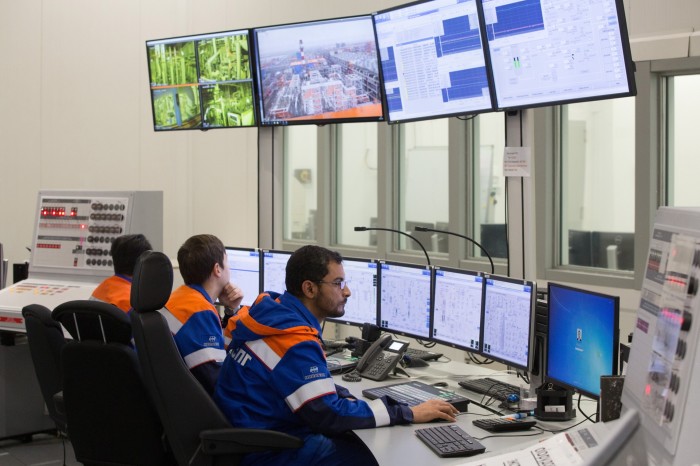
[146,30,256,130]
[254,16,383,125]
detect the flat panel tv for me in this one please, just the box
[225,247,260,307]
[480,0,636,110]
[146,29,257,131]
[261,249,292,294]
[253,15,384,126]
[327,257,379,327]
[431,267,484,352]
[378,261,432,340]
[373,0,494,123]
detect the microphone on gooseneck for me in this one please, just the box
[413,225,495,274]
[354,226,431,266]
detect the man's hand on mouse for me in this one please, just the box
[411,399,459,423]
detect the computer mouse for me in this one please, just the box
[506,393,520,403]
[432,381,449,388]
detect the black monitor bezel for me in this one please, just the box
[480,0,637,113]
[377,260,433,340]
[430,266,484,354]
[326,256,379,328]
[251,14,385,127]
[224,246,261,306]
[145,28,259,132]
[545,282,620,400]
[479,273,535,371]
[371,0,496,125]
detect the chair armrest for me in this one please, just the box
[52,391,65,417]
[200,428,303,455]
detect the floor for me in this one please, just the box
[0,434,78,466]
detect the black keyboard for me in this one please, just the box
[415,425,485,458]
[458,377,520,402]
[363,381,471,412]
[472,417,536,432]
[405,347,443,361]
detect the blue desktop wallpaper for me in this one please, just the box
[547,285,617,396]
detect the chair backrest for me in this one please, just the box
[131,250,233,466]
[52,300,171,465]
[21,304,67,433]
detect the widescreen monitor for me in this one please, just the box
[431,267,484,352]
[480,0,636,111]
[146,29,257,131]
[378,261,432,340]
[372,0,494,124]
[253,15,384,126]
[546,282,619,399]
[261,250,292,294]
[225,247,260,307]
[480,274,535,370]
[327,257,379,327]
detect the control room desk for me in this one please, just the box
[332,359,591,466]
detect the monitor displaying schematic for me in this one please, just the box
[225,247,261,307]
[431,267,484,353]
[378,261,432,339]
[261,249,292,294]
[480,274,535,370]
[327,257,378,327]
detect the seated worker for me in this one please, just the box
[90,233,152,312]
[215,245,458,466]
[164,234,244,396]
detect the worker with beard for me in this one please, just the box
[214,245,458,466]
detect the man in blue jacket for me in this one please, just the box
[215,245,458,466]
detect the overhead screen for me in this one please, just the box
[146,30,257,131]
[480,0,636,110]
[372,0,494,124]
[253,15,384,126]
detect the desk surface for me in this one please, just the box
[334,358,595,465]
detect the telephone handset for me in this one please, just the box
[356,333,409,381]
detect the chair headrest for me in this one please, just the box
[131,250,173,313]
[22,304,62,331]
[52,300,131,343]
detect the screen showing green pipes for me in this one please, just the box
[147,30,256,130]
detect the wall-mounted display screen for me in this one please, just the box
[373,0,494,123]
[480,0,636,110]
[253,15,384,126]
[146,29,257,131]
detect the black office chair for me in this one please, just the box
[52,300,172,466]
[21,304,68,434]
[130,250,302,466]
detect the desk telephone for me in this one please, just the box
[356,334,409,381]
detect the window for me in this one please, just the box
[336,123,378,247]
[283,126,317,241]
[665,74,700,206]
[473,113,507,260]
[398,119,449,254]
[559,98,636,271]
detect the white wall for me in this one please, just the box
[1,0,699,269]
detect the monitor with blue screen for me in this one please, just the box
[546,282,619,399]
[378,261,432,339]
[372,0,494,123]
[480,0,636,111]
[261,250,292,294]
[431,267,484,353]
[327,257,378,327]
[225,247,260,307]
[480,274,535,370]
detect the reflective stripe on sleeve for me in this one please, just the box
[246,339,282,370]
[367,398,391,427]
[285,378,336,412]
[183,346,226,368]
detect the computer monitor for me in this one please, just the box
[546,282,619,399]
[431,267,484,352]
[480,274,535,371]
[480,0,636,111]
[252,15,383,126]
[327,257,378,327]
[261,250,292,294]
[146,29,257,131]
[568,229,594,267]
[378,261,432,340]
[225,247,261,307]
[480,223,507,259]
[372,0,494,124]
